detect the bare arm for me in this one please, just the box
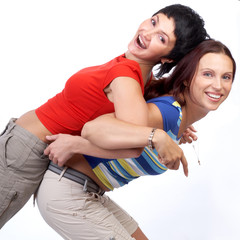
[81,105,188,176]
[110,76,148,126]
[45,127,188,177]
[81,113,151,149]
[81,103,162,149]
[44,134,142,167]
[45,77,189,175]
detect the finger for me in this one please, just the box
[48,153,53,161]
[183,133,194,143]
[166,160,179,170]
[192,134,198,141]
[188,125,197,132]
[181,154,188,177]
[46,134,59,141]
[51,156,58,165]
[180,137,187,144]
[44,146,50,155]
[158,157,167,168]
[159,156,168,166]
[185,137,193,144]
[179,139,184,144]
[57,160,64,167]
[173,160,180,170]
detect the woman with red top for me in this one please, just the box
[0,4,208,230]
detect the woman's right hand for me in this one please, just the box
[44,134,77,167]
[153,129,188,177]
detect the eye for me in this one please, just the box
[223,74,232,81]
[151,18,156,26]
[203,72,213,77]
[159,35,165,43]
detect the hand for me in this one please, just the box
[179,125,198,144]
[153,129,188,177]
[44,134,76,167]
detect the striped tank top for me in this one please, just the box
[84,96,182,190]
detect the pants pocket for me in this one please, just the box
[0,179,35,229]
[0,189,17,219]
[0,133,13,169]
[4,134,32,170]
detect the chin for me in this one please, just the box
[209,105,221,111]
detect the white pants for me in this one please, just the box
[36,170,138,240]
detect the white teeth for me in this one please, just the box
[138,35,146,48]
[139,36,144,46]
[207,93,221,99]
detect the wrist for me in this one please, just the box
[148,128,157,150]
[71,136,83,154]
[151,129,165,149]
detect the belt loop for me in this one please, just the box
[0,118,16,136]
[98,189,105,196]
[83,179,88,192]
[58,166,68,181]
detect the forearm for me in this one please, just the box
[81,114,153,150]
[46,131,188,176]
[45,134,143,162]
[70,135,143,158]
[82,125,182,169]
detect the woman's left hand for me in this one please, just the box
[180,125,198,144]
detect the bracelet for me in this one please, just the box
[148,128,157,150]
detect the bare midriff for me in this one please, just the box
[15,110,110,191]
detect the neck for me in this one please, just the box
[125,51,155,86]
[179,96,209,137]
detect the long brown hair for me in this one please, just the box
[144,39,236,105]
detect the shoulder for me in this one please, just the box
[147,96,181,111]
[107,55,144,91]
[148,96,182,132]
[108,54,142,76]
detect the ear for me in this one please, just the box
[183,80,188,87]
[160,58,174,64]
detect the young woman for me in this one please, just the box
[37,39,236,240]
[0,4,208,228]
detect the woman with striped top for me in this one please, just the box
[37,39,236,240]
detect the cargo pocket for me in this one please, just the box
[4,134,31,170]
[0,133,13,169]
[0,189,18,219]
[0,178,37,224]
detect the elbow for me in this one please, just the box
[81,122,91,139]
[132,147,144,158]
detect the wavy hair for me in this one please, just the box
[145,39,236,105]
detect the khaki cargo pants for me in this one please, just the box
[37,170,138,240]
[0,119,49,228]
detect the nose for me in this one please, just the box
[212,76,222,90]
[142,29,156,40]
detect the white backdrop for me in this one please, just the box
[0,0,239,239]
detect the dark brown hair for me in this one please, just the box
[144,39,236,105]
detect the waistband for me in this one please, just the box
[1,118,47,151]
[48,161,105,196]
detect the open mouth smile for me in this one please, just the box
[136,35,147,49]
[206,92,222,101]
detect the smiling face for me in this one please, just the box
[188,52,233,113]
[127,13,176,64]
